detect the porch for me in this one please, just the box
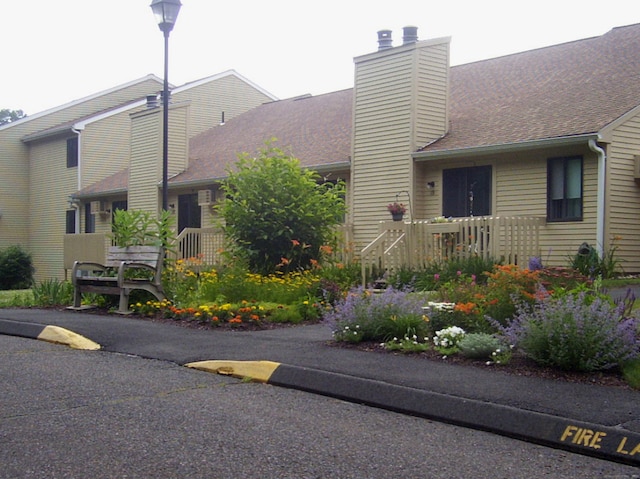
[63,216,543,282]
[360,216,544,284]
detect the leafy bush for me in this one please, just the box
[569,239,622,279]
[111,209,175,251]
[219,142,346,274]
[32,279,73,306]
[497,293,639,372]
[325,287,428,343]
[622,358,640,389]
[411,256,499,291]
[458,333,503,360]
[0,245,34,290]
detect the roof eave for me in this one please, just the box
[413,134,602,161]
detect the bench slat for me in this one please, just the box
[70,245,165,314]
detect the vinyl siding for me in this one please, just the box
[351,39,450,250]
[129,108,162,212]
[496,147,599,266]
[173,74,273,137]
[0,129,30,249]
[168,104,190,177]
[414,43,449,147]
[80,107,145,189]
[0,77,162,270]
[29,137,78,281]
[607,113,640,272]
[414,145,599,268]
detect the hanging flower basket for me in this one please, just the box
[387,202,407,221]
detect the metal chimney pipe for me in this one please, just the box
[402,26,418,45]
[377,30,393,51]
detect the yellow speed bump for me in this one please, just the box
[37,325,101,350]
[186,360,281,383]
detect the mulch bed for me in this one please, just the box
[134,312,633,390]
[332,340,633,390]
[63,307,634,390]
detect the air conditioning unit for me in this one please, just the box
[198,189,214,206]
[90,200,109,215]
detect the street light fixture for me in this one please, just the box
[150,0,182,211]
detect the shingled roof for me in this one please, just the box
[77,23,640,196]
[423,23,640,153]
[170,88,353,186]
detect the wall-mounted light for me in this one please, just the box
[426,181,435,196]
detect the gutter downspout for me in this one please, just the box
[588,138,606,257]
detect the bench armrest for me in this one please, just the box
[117,262,160,287]
[71,261,110,285]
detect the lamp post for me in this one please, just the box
[150,0,182,211]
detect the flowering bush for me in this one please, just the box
[496,293,639,372]
[387,202,407,214]
[325,287,428,343]
[433,326,466,353]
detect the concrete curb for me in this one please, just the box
[188,359,640,467]
[0,319,101,350]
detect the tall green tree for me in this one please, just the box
[219,142,346,274]
[0,109,26,125]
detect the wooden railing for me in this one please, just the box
[64,224,356,276]
[361,216,544,285]
[173,227,226,265]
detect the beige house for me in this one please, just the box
[0,71,275,281]
[4,23,640,282]
[162,23,640,273]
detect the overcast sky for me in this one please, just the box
[3,0,638,115]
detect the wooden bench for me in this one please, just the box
[70,245,165,314]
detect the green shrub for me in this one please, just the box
[267,305,304,324]
[412,256,499,291]
[622,358,640,389]
[219,142,346,274]
[458,333,503,360]
[110,209,175,251]
[0,245,34,290]
[569,240,622,279]
[32,279,73,306]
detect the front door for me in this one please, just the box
[442,165,492,217]
[178,193,201,232]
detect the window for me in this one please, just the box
[67,137,78,168]
[66,210,76,234]
[442,165,492,217]
[547,156,582,221]
[85,203,95,233]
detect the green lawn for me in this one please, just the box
[0,289,33,307]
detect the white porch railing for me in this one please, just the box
[173,227,226,265]
[360,216,544,285]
